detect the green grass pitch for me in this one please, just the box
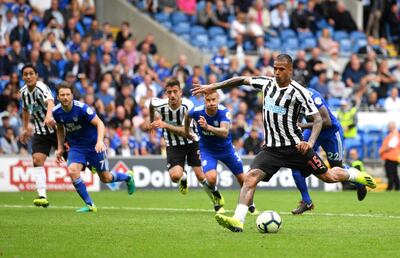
[1,190,399,258]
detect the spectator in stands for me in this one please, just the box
[185,65,205,96]
[247,13,264,41]
[37,51,59,85]
[116,21,132,49]
[0,43,11,79]
[0,14,8,45]
[0,111,17,137]
[384,87,400,112]
[307,47,326,78]
[230,11,247,39]
[366,91,385,111]
[342,54,365,90]
[243,127,262,155]
[153,56,170,82]
[117,39,137,70]
[318,28,339,54]
[41,31,66,56]
[358,60,380,103]
[383,3,400,51]
[392,63,400,84]
[270,3,290,33]
[198,0,218,28]
[328,1,357,32]
[306,0,322,33]
[177,0,196,16]
[171,54,192,77]
[64,51,84,79]
[135,74,158,106]
[290,0,310,33]
[230,34,245,66]
[358,36,379,55]
[366,0,384,38]
[328,70,351,99]
[78,0,96,19]
[210,46,230,79]
[375,37,389,57]
[233,138,245,156]
[214,0,230,30]
[9,13,29,47]
[337,99,358,139]
[116,132,139,157]
[137,33,157,55]
[3,9,17,35]
[43,17,65,41]
[84,51,101,83]
[43,0,64,26]
[9,39,27,70]
[310,70,330,99]
[96,80,115,117]
[256,49,273,72]
[28,21,43,45]
[379,121,400,191]
[376,60,396,99]
[253,35,265,55]
[12,0,32,17]
[100,53,115,74]
[0,77,20,112]
[293,58,310,85]
[0,126,18,154]
[248,0,270,33]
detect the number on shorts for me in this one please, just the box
[307,155,323,170]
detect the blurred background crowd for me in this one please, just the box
[0,0,399,164]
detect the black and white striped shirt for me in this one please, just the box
[250,76,318,147]
[20,81,55,135]
[151,97,198,147]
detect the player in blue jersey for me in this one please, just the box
[53,83,136,212]
[291,88,367,214]
[184,90,258,214]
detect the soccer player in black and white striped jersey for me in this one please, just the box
[149,78,223,210]
[20,64,57,208]
[192,54,377,232]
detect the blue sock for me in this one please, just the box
[72,177,93,206]
[292,170,312,204]
[111,171,130,182]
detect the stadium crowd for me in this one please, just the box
[0,0,399,160]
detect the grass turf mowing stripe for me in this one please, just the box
[1,204,400,219]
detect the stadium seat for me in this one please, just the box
[244,40,254,51]
[282,38,299,55]
[344,137,364,160]
[333,30,349,42]
[280,29,296,40]
[191,26,207,37]
[180,33,191,42]
[211,34,228,48]
[327,97,342,111]
[208,26,225,37]
[171,12,189,25]
[154,12,170,23]
[300,37,317,50]
[350,31,367,42]
[172,22,191,35]
[161,21,172,30]
[339,39,352,55]
[266,37,281,51]
[297,31,314,42]
[352,38,367,53]
[362,125,384,159]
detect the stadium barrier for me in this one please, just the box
[0,156,341,192]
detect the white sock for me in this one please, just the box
[180,172,187,181]
[233,204,249,223]
[34,167,47,198]
[346,167,358,182]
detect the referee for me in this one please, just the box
[20,64,57,208]
[192,54,377,232]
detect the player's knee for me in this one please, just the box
[68,167,81,179]
[206,172,217,185]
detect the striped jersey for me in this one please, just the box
[151,97,198,147]
[250,76,318,147]
[20,81,55,135]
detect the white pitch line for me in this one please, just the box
[1,204,400,219]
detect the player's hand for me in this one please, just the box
[150,120,167,129]
[95,141,107,153]
[20,130,30,144]
[44,116,56,128]
[185,131,195,140]
[55,148,65,165]
[198,116,208,130]
[296,141,311,155]
[191,84,214,96]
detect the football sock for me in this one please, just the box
[34,167,47,198]
[111,171,130,182]
[233,204,248,223]
[292,170,312,204]
[180,171,187,181]
[72,177,93,206]
[346,168,358,181]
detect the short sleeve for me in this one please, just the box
[249,76,273,91]
[220,109,231,124]
[38,82,54,102]
[298,90,318,116]
[82,104,96,121]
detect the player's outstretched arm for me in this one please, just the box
[191,76,251,96]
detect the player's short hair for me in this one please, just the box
[165,78,181,89]
[204,89,218,97]
[21,63,38,74]
[276,54,293,67]
[56,82,74,95]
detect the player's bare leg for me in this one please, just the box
[169,165,188,194]
[204,169,225,213]
[317,167,376,189]
[235,173,258,215]
[215,169,266,232]
[32,153,49,208]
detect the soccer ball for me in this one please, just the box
[256,210,282,233]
